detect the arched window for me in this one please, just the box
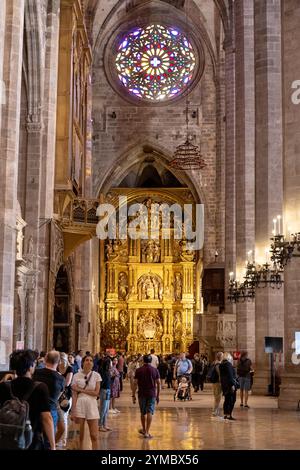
[115,24,196,102]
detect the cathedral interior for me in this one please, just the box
[1,0,300,415]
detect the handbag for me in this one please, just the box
[59,391,71,412]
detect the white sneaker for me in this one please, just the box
[113,408,121,413]
[108,409,117,414]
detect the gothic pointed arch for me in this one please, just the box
[24,0,45,129]
[96,140,208,214]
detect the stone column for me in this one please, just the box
[74,242,93,352]
[252,0,284,394]
[234,0,256,359]
[278,0,300,409]
[279,260,300,408]
[0,0,25,369]
[0,0,7,132]
[224,2,236,315]
[91,237,100,353]
[215,31,226,265]
[34,0,60,351]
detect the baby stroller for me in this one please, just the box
[174,374,192,401]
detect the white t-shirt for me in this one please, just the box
[73,370,102,391]
[150,354,159,369]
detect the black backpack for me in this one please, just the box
[0,381,39,450]
[207,364,220,384]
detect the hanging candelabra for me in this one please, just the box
[228,215,300,303]
[270,233,300,269]
[228,249,284,303]
[169,1,206,172]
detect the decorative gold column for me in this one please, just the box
[196,259,203,314]
[162,308,173,354]
[168,310,173,336]
[133,308,139,353]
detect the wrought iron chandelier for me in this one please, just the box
[228,215,300,303]
[170,135,206,170]
[270,233,300,269]
[269,215,300,269]
[169,3,206,171]
[228,260,284,303]
[170,90,206,170]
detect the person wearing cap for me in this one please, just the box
[132,354,160,439]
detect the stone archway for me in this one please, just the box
[53,266,71,352]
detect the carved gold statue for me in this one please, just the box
[118,272,128,300]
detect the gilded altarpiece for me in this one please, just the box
[99,189,201,354]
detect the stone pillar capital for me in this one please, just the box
[26,113,42,133]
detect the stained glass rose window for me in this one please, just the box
[115,24,196,101]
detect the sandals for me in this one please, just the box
[99,426,108,432]
[99,426,112,432]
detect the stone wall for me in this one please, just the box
[91,14,223,266]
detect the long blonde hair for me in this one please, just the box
[59,352,70,371]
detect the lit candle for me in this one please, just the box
[265,248,269,263]
[229,272,234,281]
[273,219,277,235]
[247,250,253,264]
[277,215,282,235]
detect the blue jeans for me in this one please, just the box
[51,408,58,433]
[99,388,110,427]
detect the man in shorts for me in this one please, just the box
[132,354,160,439]
[237,351,253,408]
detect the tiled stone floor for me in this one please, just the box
[66,382,300,450]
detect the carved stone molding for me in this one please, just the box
[26,119,42,133]
[216,314,236,349]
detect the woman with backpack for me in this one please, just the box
[237,351,253,408]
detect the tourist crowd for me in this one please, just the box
[0,347,253,449]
